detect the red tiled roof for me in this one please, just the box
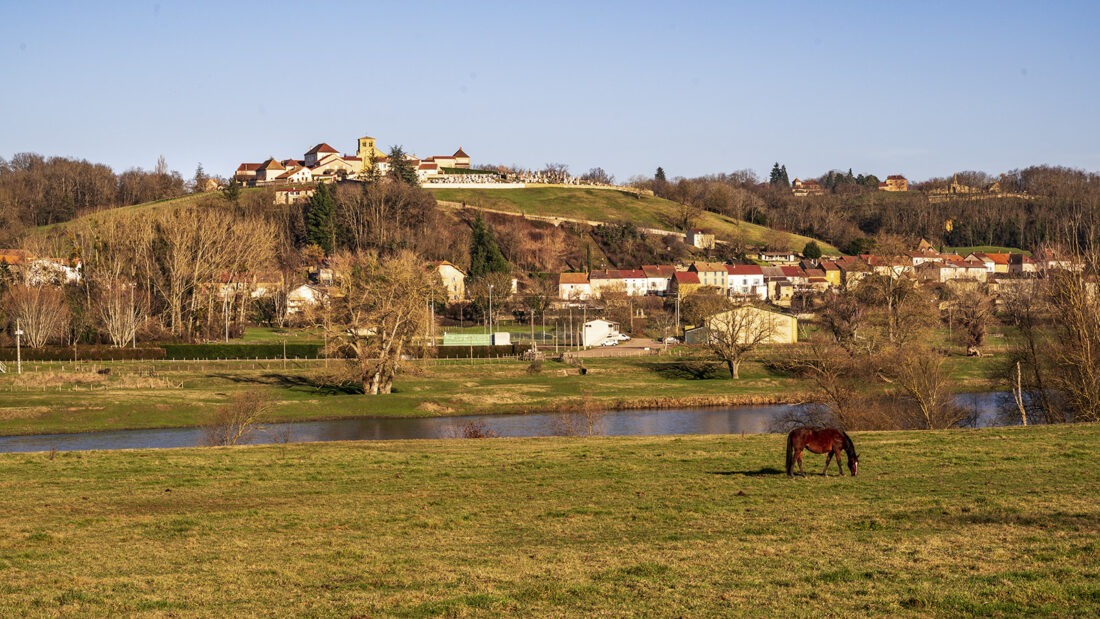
[691,261,727,273]
[674,271,700,284]
[590,270,623,280]
[558,273,589,285]
[726,264,763,276]
[306,143,339,155]
[453,147,469,158]
[236,163,261,172]
[643,265,676,278]
[780,266,805,278]
[887,174,907,181]
[619,269,646,279]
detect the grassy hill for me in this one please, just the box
[0,424,1096,615]
[430,185,839,254]
[36,185,838,256]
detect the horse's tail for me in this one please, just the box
[785,431,795,477]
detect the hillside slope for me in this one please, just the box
[37,185,838,257]
[429,185,839,254]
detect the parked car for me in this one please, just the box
[615,333,631,341]
[601,339,618,347]
[661,337,681,345]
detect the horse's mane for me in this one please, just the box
[840,431,857,457]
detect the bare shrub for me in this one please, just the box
[553,399,606,436]
[880,347,967,429]
[201,390,272,446]
[458,420,498,439]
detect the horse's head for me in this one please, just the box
[848,454,859,477]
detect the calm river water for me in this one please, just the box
[0,392,1015,454]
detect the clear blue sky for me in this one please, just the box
[2,1,1098,183]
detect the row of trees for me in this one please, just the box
[633,164,1100,255]
[13,200,278,346]
[0,153,198,238]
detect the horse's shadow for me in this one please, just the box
[708,467,785,477]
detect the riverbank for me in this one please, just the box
[0,424,1096,615]
[0,353,1003,437]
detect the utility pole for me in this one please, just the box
[675,294,681,337]
[224,293,230,343]
[488,284,494,344]
[15,320,23,374]
[131,282,137,349]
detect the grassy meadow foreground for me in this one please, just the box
[0,425,1097,616]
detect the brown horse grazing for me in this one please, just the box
[786,427,859,477]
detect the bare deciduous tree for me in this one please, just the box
[702,304,778,379]
[327,250,443,395]
[1044,267,1100,422]
[4,284,70,348]
[96,280,144,347]
[880,347,966,429]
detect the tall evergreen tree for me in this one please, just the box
[779,165,790,187]
[655,167,667,183]
[387,145,420,186]
[769,162,785,186]
[306,182,337,254]
[222,179,241,205]
[468,215,510,279]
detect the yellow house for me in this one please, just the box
[879,174,909,192]
[431,261,466,303]
[704,306,798,345]
[690,261,729,291]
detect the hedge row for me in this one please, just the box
[0,347,167,361]
[419,344,521,359]
[161,343,323,360]
[0,342,521,362]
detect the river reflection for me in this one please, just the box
[0,393,1013,454]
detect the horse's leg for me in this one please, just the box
[823,451,833,476]
[797,450,806,477]
[836,448,845,476]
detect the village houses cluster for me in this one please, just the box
[234,134,475,192]
[553,240,1055,307]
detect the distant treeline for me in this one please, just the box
[0,152,192,242]
[634,165,1100,254]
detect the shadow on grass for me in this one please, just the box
[708,467,786,477]
[650,361,724,381]
[209,373,363,395]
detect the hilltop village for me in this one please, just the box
[234,135,482,186]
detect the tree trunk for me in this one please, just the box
[728,359,739,380]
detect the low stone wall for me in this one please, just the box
[424,182,527,189]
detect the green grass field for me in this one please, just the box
[0,424,1096,615]
[430,186,839,254]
